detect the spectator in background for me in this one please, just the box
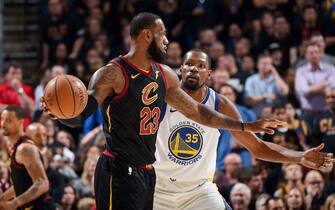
[271,14,297,69]
[269,103,308,150]
[261,11,274,38]
[266,197,287,210]
[180,1,223,49]
[285,102,309,149]
[240,56,255,85]
[304,170,335,210]
[216,153,243,197]
[313,87,335,154]
[324,194,335,210]
[234,38,251,67]
[285,68,300,108]
[244,167,264,210]
[299,4,322,41]
[83,47,104,84]
[246,18,265,56]
[156,0,181,40]
[295,42,335,131]
[209,41,225,66]
[268,42,286,75]
[56,130,76,162]
[41,0,73,69]
[225,23,243,54]
[296,34,335,67]
[244,54,289,116]
[26,123,49,163]
[50,42,73,73]
[255,193,270,210]
[60,184,78,210]
[285,187,306,210]
[93,32,111,61]
[41,115,57,145]
[70,17,103,61]
[194,28,217,55]
[71,158,97,198]
[77,197,95,210]
[0,63,35,128]
[212,68,230,91]
[165,41,182,72]
[274,164,304,199]
[230,183,252,210]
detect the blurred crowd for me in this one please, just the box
[1,0,335,209]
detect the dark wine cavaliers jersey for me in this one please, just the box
[102,55,167,164]
[9,136,52,210]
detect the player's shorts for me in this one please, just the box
[94,150,156,210]
[153,177,231,210]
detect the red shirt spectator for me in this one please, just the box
[0,64,35,128]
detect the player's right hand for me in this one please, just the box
[40,96,58,120]
[245,119,286,135]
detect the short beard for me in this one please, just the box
[182,80,205,91]
[148,40,166,63]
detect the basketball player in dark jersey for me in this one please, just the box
[0,106,53,210]
[41,13,332,210]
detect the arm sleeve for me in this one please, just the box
[58,95,99,128]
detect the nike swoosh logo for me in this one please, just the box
[170,109,177,113]
[131,73,141,79]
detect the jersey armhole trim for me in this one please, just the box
[157,64,168,91]
[110,60,129,101]
[214,91,219,111]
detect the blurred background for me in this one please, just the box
[1,0,335,209]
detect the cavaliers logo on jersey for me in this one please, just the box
[142,82,158,105]
[168,125,203,161]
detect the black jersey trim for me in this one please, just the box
[110,60,129,101]
[157,64,168,91]
[119,55,153,76]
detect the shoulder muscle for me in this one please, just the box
[88,62,125,104]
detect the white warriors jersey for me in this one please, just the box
[154,87,221,182]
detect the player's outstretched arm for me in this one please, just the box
[163,65,284,134]
[217,93,334,170]
[0,144,49,209]
[41,63,124,127]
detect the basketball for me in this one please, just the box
[43,75,88,119]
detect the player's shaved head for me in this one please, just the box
[26,123,48,148]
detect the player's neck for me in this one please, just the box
[124,45,152,70]
[182,86,208,103]
[7,132,23,148]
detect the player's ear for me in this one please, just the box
[142,29,153,43]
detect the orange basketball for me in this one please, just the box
[43,75,88,119]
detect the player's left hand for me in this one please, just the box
[245,119,286,134]
[301,143,335,170]
[0,200,18,210]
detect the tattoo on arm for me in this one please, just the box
[87,64,124,104]
[14,144,49,207]
[198,104,243,130]
[166,87,243,131]
[166,87,197,115]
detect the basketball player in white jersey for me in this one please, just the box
[153,49,334,210]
